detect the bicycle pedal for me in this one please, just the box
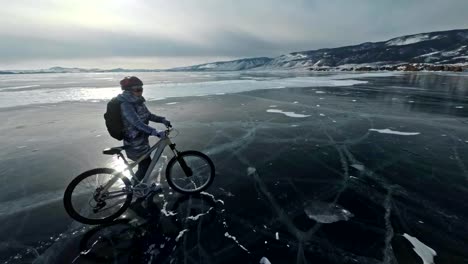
[148,184,163,194]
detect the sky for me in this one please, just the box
[0,0,467,70]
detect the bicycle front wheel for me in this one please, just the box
[166,151,215,194]
[63,168,133,225]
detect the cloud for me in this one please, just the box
[0,0,467,68]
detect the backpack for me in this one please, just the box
[104,97,124,140]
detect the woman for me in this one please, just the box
[117,76,171,183]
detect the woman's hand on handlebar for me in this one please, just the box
[162,119,172,128]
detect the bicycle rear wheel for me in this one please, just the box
[63,168,133,225]
[166,151,215,194]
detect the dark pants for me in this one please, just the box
[135,157,152,181]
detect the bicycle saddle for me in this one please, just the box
[102,146,128,155]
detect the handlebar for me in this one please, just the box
[164,126,177,138]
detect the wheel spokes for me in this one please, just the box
[71,173,129,220]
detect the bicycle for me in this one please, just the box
[63,126,215,225]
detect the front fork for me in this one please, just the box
[168,142,193,177]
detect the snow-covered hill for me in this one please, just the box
[170,29,468,71]
[168,57,273,71]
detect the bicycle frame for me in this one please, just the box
[99,134,180,197]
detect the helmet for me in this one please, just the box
[120,76,143,90]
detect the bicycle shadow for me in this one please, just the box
[73,192,218,263]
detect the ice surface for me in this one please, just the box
[0,72,383,108]
[0,84,40,90]
[247,167,257,175]
[350,164,364,171]
[369,128,420,136]
[2,71,467,263]
[304,201,354,223]
[0,191,63,217]
[267,109,311,118]
[403,233,437,264]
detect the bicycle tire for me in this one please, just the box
[63,168,133,225]
[166,151,215,194]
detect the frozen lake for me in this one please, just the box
[0,71,467,263]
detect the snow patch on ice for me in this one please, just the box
[161,202,177,216]
[267,109,310,118]
[455,106,464,109]
[369,128,420,136]
[304,201,354,223]
[200,192,225,204]
[166,102,178,105]
[187,207,214,221]
[403,233,437,264]
[175,229,189,242]
[260,257,272,264]
[225,232,250,253]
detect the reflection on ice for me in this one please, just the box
[304,201,354,224]
[109,156,132,178]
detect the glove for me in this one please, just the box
[162,119,172,128]
[151,130,166,138]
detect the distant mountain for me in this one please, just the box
[170,29,468,71]
[169,57,273,71]
[3,66,163,74]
